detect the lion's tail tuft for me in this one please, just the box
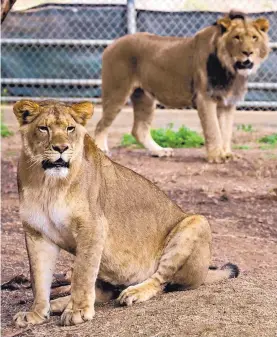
[205,263,240,284]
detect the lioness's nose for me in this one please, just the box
[52,144,69,153]
[242,51,253,57]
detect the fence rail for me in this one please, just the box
[1,1,277,109]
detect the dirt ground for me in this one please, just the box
[1,106,277,337]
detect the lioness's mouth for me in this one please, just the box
[42,158,69,170]
[235,60,254,70]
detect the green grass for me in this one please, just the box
[259,133,277,145]
[259,144,276,150]
[233,144,251,150]
[121,124,204,149]
[1,123,13,137]
[236,124,254,132]
[1,88,13,137]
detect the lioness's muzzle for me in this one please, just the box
[42,158,69,170]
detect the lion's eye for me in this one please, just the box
[38,126,48,133]
[67,126,75,133]
[252,35,258,41]
[234,35,240,41]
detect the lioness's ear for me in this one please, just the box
[70,102,94,126]
[254,18,269,33]
[217,17,232,32]
[13,100,40,126]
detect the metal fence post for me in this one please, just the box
[127,0,137,34]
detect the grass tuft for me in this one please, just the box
[1,123,13,137]
[233,145,251,150]
[236,124,254,132]
[258,133,277,145]
[121,124,204,149]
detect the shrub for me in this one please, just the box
[121,124,204,148]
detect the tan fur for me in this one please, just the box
[14,100,238,327]
[95,12,270,163]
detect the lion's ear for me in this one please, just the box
[217,17,232,32]
[70,102,94,126]
[13,100,40,126]
[254,18,269,33]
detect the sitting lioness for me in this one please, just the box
[95,11,270,163]
[13,100,239,327]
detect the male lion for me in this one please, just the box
[95,11,270,163]
[13,100,239,327]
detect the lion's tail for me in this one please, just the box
[204,263,240,284]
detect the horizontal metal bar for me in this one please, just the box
[1,96,102,103]
[2,78,277,90]
[248,82,277,90]
[1,39,277,49]
[237,101,277,108]
[1,78,102,85]
[0,38,113,46]
[2,96,277,109]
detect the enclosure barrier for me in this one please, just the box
[1,0,277,109]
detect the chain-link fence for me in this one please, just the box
[1,0,277,109]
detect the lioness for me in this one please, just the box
[95,11,270,163]
[13,100,239,327]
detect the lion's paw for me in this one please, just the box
[207,148,226,164]
[150,147,174,158]
[61,306,95,326]
[13,311,49,328]
[224,152,241,161]
[118,282,161,306]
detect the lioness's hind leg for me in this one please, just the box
[131,89,173,157]
[50,280,120,314]
[118,215,211,306]
[50,296,70,314]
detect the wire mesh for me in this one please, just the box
[1,0,277,109]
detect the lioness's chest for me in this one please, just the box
[20,193,76,248]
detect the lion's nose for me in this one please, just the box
[52,144,69,153]
[242,51,253,57]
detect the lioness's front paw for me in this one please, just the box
[118,282,161,306]
[61,306,95,326]
[150,147,174,158]
[13,311,49,328]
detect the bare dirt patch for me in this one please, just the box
[1,108,277,337]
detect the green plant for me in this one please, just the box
[1,123,13,137]
[121,124,204,148]
[1,88,13,137]
[121,134,143,148]
[259,133,277,145]
[259,144,276,150]
[236,124,254,132]
[233,145,250,150]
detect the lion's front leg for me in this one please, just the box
[217,105,236,159]
[196,95,225,163]
[13,227,60,327]
[61,219,104,326]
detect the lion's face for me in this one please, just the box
[217,16,270,76]
[14,100,93,178]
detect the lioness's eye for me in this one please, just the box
[234,35,240,40]
[252,35,258,41]
[67,126,75,133]
[38,126,48,133]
